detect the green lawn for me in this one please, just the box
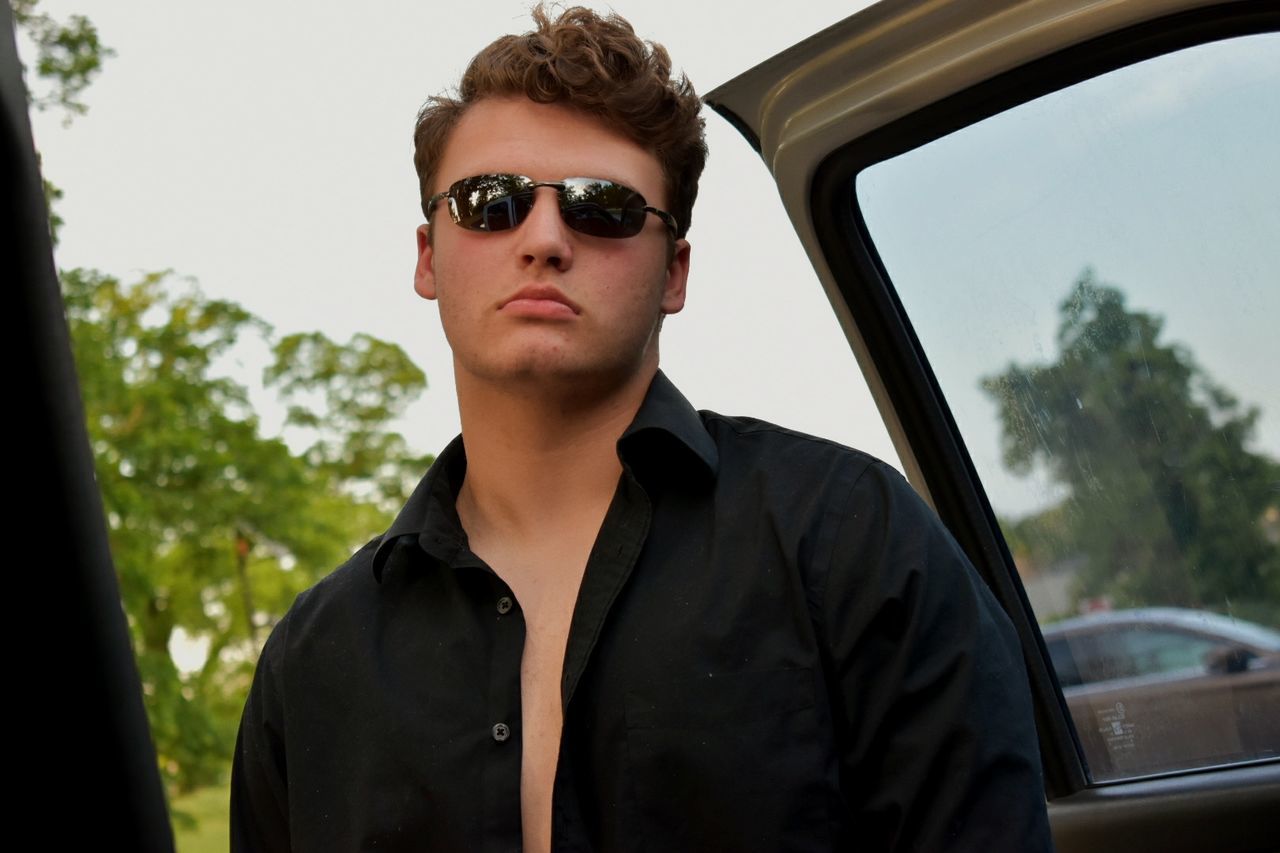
[171,782,230,853]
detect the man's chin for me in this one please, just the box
[458,356,658,403]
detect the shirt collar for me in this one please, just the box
[618,369,718,478]
[371,434,468,582]
[370,369,717,583]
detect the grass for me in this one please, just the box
[171,782,230,853]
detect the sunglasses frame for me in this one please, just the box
[426,173,679,239]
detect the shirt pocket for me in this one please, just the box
[624,667,832,852]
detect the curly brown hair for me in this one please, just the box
[413,4,707,239]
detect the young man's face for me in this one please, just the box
[414,97,690,398]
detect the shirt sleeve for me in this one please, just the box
[820,461,1054,852]
[230,607,295,852]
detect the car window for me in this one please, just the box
[1122,629,1220,676]
[853,32,1280,782]
[1053,625,1224,685]
[1045,637,1083,688]
[1076,632,1142,684]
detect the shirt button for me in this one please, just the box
[492,722,511,742]
[496,596,513,615]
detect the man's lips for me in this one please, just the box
[499,285,581,317]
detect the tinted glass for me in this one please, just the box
[856,33,1280,781]
[562,179,645,237]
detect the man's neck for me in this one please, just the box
[453,365,656,544]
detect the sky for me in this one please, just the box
[22,2,1277,522]
[858,33,1280,516]
[23,0,900,479]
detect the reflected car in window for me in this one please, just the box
[1044,608,1280,780]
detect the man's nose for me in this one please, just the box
[516,186,574,270]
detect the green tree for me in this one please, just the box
[10,0,111,118]
[10,0,114,243]
[266,331,434,515]
[62,268,431,793]
[983,270,1280,618]
[14,0,436,822]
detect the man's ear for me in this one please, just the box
[660,238,691,316]
[414,224,438,301]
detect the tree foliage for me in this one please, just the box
[983,270,1280,618]
[266,331,432,513]
[62,268,431,793]
[10,0,112,120]
[10,0,114,243]
[16,0,436,812]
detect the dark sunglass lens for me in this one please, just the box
[479,192,535,232]
[453,175,532,232]
[560,179,645,238]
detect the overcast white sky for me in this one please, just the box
[29,2,1275,524]
[858,34,1280,516]
[24,0,900,472]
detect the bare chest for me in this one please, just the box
[474,542,593,853]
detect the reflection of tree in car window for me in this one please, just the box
[982,275,1280,619]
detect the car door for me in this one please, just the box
[1045,615,1280,781]
[706,0,1278,850]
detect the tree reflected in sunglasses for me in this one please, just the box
[427,174,678,239]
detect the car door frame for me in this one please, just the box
[706,1,1280,850]
[3,4,175,848]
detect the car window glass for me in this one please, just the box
[1046,637,1082,688]
[854,32,1280,782]
[1080,632,1140,683]
[1122,629,1219,676]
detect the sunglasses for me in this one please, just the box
[426,174,679,239]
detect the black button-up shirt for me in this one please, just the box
[231,371,1052,852]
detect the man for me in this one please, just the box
[231,6,1053,851]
